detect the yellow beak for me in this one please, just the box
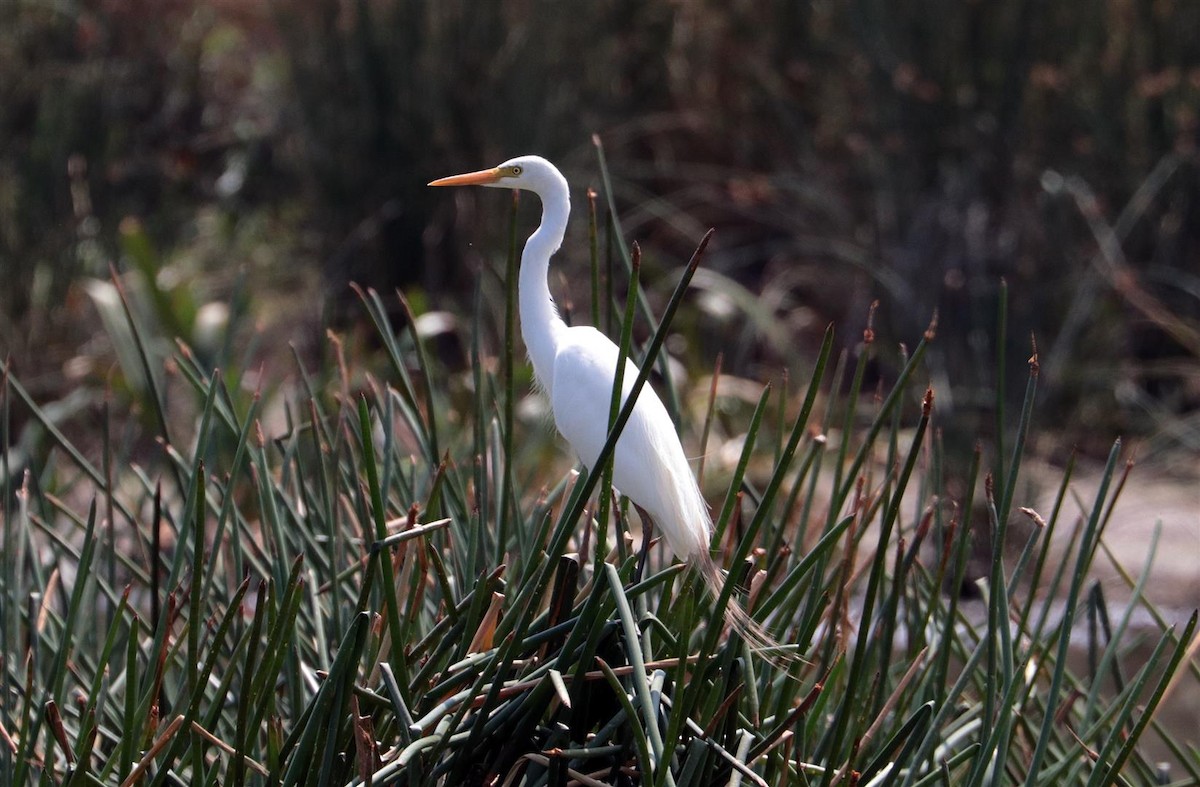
[428,167,503,187]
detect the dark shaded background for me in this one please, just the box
[2,0,1197,461]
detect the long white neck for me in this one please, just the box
[519,174,570,396]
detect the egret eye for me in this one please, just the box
[511,165,523,176]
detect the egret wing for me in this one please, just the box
[550,326,710,559]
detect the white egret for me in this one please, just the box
[429,156,776,654]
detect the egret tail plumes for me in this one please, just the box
[692,551,786,659]
[430,155,788,662]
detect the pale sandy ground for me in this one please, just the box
[1032,455,1199,773]
[1032,456,1199,625]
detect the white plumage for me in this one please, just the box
[430,156,776,653]
[550,326,712,560]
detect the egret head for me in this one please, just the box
[428,155,565,196]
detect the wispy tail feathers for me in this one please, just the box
[692,552,794,663]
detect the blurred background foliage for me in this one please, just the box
[1,0,1198,460]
